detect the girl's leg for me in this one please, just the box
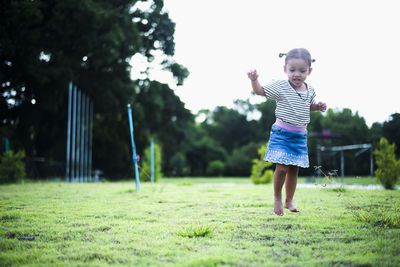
[284,165,300,212]
[273,163,288,216]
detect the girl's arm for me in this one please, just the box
[247,70,265,96]
[310,102,327,112]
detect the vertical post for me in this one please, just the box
[84,96,90,182]
[127,104,140,191]
[76,90,81,182]
[2,137,10,152]
[80,93,85,183]
[66,82,73,182]
[370,148,374,179]
[340,150,344,184]
[151,138,154,183]
[88,100,93,182]
[71,86,77,182]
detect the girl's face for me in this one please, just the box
[284,58,312,90]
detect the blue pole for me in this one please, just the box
[3,137,9,152]
[88,101,93,182]
[66,82,72,182]
[76,90,81,182]
[71,86,77,182]
[127,104,140,190]
[84,96,89,182]
[151,138,154,183]
[80,93,85,183]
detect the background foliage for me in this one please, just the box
[374,137,400,189]
[0,150,26,183]
[1,0,400,180]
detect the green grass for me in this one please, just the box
[1,179,399,266]
[163,176,399,186]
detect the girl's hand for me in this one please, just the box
[247,70,259,81]
[317,102,327,112]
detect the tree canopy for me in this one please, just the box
[1,0,189,178]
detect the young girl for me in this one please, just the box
[247,48,327,216]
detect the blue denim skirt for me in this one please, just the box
[264,121,309,168]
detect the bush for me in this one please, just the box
[250,144,273,184]
[206,160,225,176]
[225,142,259,176]
[0,150,26,184]
[139,142,162,182]
[374,137,400,189]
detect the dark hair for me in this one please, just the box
[279,48,315,67]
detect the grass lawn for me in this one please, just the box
[1,179,399,266]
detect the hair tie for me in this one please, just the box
[312,59,316,63]
[279,53,286,58]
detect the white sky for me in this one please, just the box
[132,0,400,126]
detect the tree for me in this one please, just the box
[1,0,189,179]
[184,131,227,176]
[382,113,400,157]
[225,142,260,177]
[374,138,400,189]
[134,80,193,176]
[201,106,261,154]
[318,108,370,176]
[256,99,277,139]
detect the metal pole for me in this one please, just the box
[80,93,85,183]
[127,104,140,191]
[76,90,81,182]
[151,138,154,183]
[71,86,77,183]
[340,150,344,184]
[84,96,89,182]
[88,100,93,182]
[66,82,73,182]
[3,138,10,152]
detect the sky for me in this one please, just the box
[132,0,400,126]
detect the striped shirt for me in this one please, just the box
[262,80,316,126]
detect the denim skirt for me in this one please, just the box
[264,120,309,168]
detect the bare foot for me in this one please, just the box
[284,202,300,212]
[274,200,284,216]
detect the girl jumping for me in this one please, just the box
[247,48,327,216]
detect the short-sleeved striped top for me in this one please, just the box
[262,80,316,126]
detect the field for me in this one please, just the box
[1,178,399,266]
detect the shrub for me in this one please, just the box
[250,144,273,184]
[225,142,259,176]
[0,150,26,184]
[374,137,400,189]
[139,142,162,182]
[206,160,225,176]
